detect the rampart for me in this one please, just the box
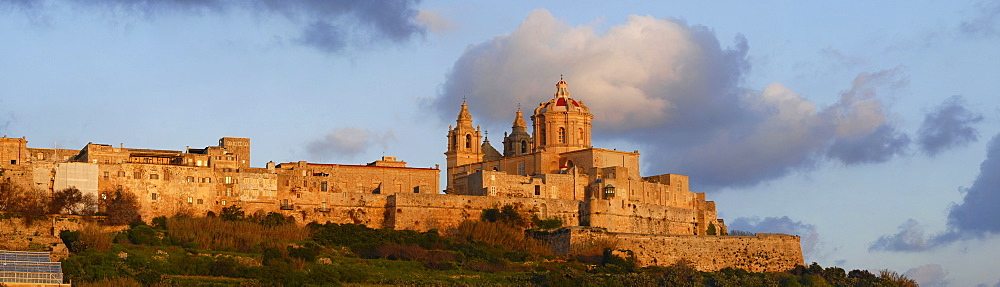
[550,227,803,272]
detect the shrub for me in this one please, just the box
[63,224,113,252]
[532,214,563,229]
[220,205,245,221]
[165,216,308,252]
[658,259,703,287]
[452,220,551,256]
[125,223,160,245]
[481,205,527,227]
[151,216,168,230]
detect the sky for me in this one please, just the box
[1,1,998,285]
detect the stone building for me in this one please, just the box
[0,78,803,272]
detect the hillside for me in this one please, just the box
[48,206,915,287]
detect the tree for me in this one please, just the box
[105,188,141,225]
[706,222,717,235]
[49,187,83,214]
[0,177,24,212]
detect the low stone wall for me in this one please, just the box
[552,227,804,273]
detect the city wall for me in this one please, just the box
[551,227,804,273]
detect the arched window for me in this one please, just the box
[558,127,566,143]
[451,134,457,150]
[579,128,585,145]
[520,140,528,154]
[540,128,546,146]
[465,134,472,149]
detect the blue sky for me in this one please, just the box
[2,1,998,285]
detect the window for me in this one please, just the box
[521,140,527,154]
[9,160,15,165]
[103,172,109,179]
[186,176,194,182]
[321,181,328,192]
[197,199,203,204]
[579,128,585,144]
[221,200,227,206]
[151,193,158,200]
[518,162,525,176]
[227,156,233,161]
[145,158,152,163]
[558,127,565,143]
[149,174,159,180]
[465,134,472,148]
[540,128,546,145]
[451,134,457,149]
[226,188,232,197]
[225,177,232,184]
[118,171,125,177]
[188,197,193,203]
[534,185,541,196]
[134,172,141,179]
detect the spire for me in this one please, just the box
[512,106,527,128]
[456,101,472,123]
[554,76,570,98]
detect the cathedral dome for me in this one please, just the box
[535,79,590,114]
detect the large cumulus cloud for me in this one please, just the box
[430,10,909,190]
[0,0,426,53]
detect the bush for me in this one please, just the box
[220,205,245,221]
[532,214,563,229]
[165,216,308,252]
[125,223,160,245]
[62,225,113,252]
[658,259,703,287]
[481,205,526,227]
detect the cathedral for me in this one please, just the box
[445,79,722,236]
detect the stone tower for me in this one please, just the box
[502,107,533,157]
[532,78,593,154]
[445,101,483,192]
[219,137,251,168]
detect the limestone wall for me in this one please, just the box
[583,199,702,235]
[388,193,581,232]
[554,227,804,273]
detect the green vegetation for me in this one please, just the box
[56,204,915,286]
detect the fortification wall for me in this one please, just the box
[388,193,581,232]
[554,227,803,273]
[286,193,390,227]
[584,199,706,235]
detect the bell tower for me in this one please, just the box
[445,101,483,192]
[503,107,533,157]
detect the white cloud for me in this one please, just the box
[305,127,395,162]
[430,9,909,190]
[905,264,950,287]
